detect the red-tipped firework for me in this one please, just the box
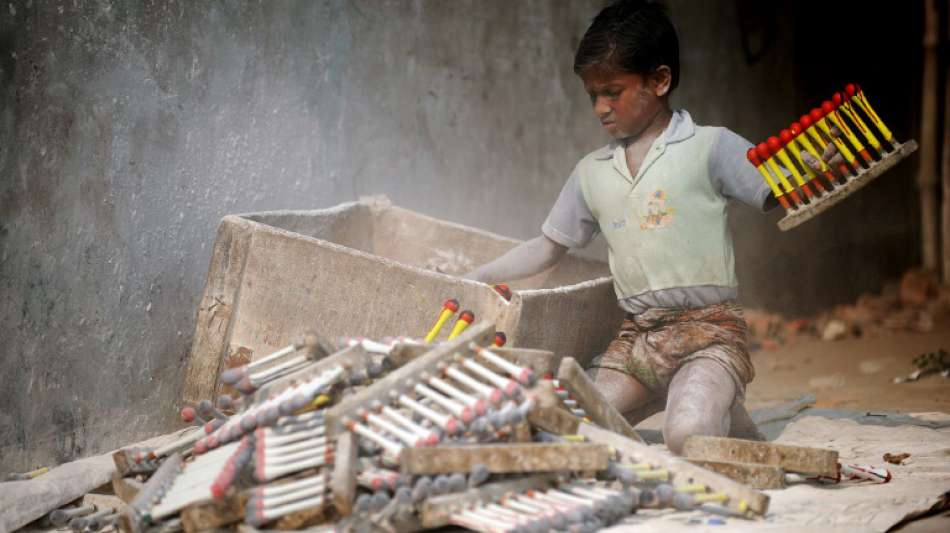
[746,83,916,231]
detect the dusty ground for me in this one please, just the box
[745,328,950,413]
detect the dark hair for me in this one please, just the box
[574,0,680,91]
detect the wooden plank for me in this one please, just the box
[527,405,581,435]
[399,442,608,475]
[111,474,144,503]
[323,322,495,436]
[182,215,255,405]
[82,493,126,514]
[180,493,247,533]
[576,422,769,517]
[556,357,644,443]
[682,436,838,477]
[687,460,786,490]
[420,475,556,528]
[330,432,358,517]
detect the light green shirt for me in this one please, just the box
[542,110,772,314]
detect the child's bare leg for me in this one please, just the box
[587,366,657,424]
[663,358,736,454]
[728,401,766,441]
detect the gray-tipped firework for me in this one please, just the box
[395,393,462,435]
[50,505,96,528]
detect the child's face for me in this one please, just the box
[581,64,670,140]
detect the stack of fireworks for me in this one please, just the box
[100,296,768,533]
[745,83,917,230]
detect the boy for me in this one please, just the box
[466,0,838,453]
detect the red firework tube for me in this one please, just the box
[424,298,460,343]
[492,331,507,348]
[493,283,512,301]
[447,310,475,340]
[180,406,198,424]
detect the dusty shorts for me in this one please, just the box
[589,301,755,397]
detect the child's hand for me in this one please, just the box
[800,126,846,173]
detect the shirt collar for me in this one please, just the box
[592,109,695,160]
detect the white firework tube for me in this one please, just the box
[471,344,534,384]
[503,497,549,517]
[445,367,498,400]
[365,412,422,447]
[261,426,326,446]
[258,474,326,498]
[250,355,309,384]
[397,394,459,433]
[291,365,343,399]
[348,421,404,457]
[474,507,521,529]
[360,339,394,354]
[485,503,531,525]
[264,438,329,458]
[259,454,331,482]
[525,491,576,511]
[248,344,299,371]
[259,444,332,468]
[257,482,326,507]
[414,383,469,419]
[256,495,325,522]
[153,480,214,514]
[276,411,324,426]
[841,463,890,483]
[455,509,511,533]
[510,495,559,519]
[175,442,241,477]
[568,485,614,501]
[427,375,484,413]
[461,358,520,398]
[262,445,331,466]
[380,406,438,443]
[267,419,325,437]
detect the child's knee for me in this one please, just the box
[663,412,729,455]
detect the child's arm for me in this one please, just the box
[464,164,598,283]
[463,235,568,284]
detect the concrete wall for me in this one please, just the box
[0,0,921,471]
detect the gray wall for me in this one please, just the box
[0,0,919,471]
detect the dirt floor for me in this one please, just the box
[745,328,950,413]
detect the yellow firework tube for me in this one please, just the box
[799,114,851,178]
[810,107,858,168]
[425,298,459,343]
[757,143,801,206]
[768,136,814,199]
[846,83,893,142]
[834,91,881,153]
[781,129,826,193]
[747,147,791,211]
[447,310,475,340]
[822,100,872,164]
